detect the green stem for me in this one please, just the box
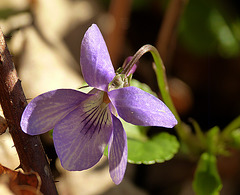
[150,46,185,140]
[123,44,185,140]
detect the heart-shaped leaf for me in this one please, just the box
[127,132,179,164]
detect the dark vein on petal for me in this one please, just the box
[84,108,102,135]
[80,103,111,138]
[80,105,99,118]
[81,106,100,134]
[88,106,109,136]
[96,108,107,134]
[105,110,110,127]
[78,91,113,139]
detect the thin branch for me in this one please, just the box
[156,0,188,67]
[0,29,58,195]
[106,0,132,67]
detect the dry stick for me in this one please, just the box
[0,30,58,195]
[106,0,132,67]
[156,0,188,67]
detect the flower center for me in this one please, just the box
[108,74,130,91]
[103,92,111,104]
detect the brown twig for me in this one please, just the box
[0,29,58,194]
[156,0,188,67]
[106,0,132,67]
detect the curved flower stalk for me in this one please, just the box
[20,24,177,184]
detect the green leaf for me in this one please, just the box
[221,115,240,139]
[121,118,148,142]
[120,117,179,164]
[179,0,240,57]
[193,153,222,195]
[190,118,206,146]
[127,132,179,164]
[78,82,93,93]
[130,79,157,97]
[104,118,149,157]
[230,128,240,148]
[104,122,179,165]
[49,129,53,137]
[206,126,220,154]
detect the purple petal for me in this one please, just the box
[53,90,113,171]
[108,86,178,128]
[21,89,90,135]
[108,114,128,185]
[80,24,115,91]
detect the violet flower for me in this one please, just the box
[20,24,177,184]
